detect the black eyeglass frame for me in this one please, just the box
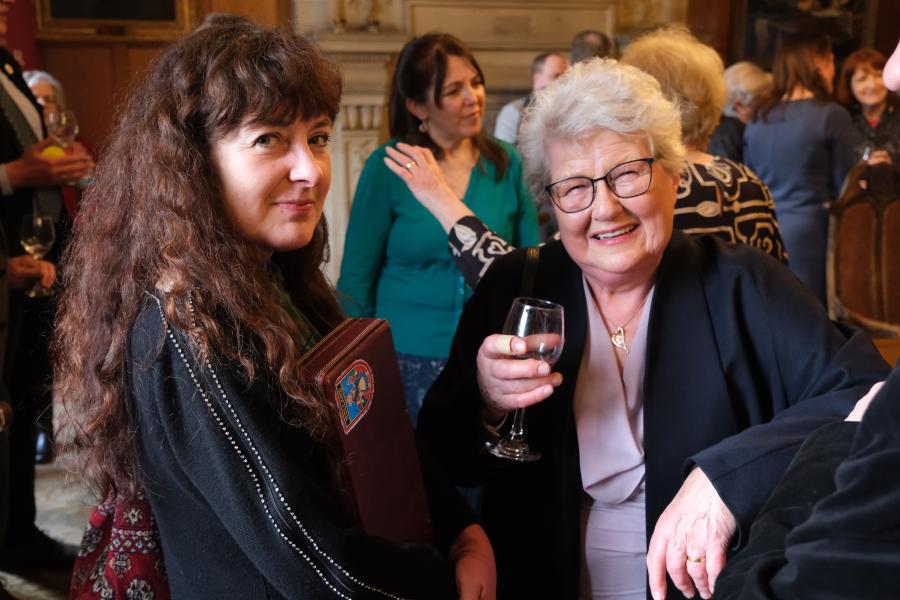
[544,157,656,213]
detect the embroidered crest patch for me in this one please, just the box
[335,360,374,433]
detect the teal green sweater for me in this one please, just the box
[337,139,539,358]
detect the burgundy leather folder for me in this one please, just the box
[297,318,435,545]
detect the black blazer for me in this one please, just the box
[129,294,470,599]
[418,231,889,599]
[714,361,900,599]
[0,46,46,257]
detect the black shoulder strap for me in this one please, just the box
[520,246,540,298]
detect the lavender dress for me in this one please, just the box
[575,279,654,599]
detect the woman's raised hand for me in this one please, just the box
[647,467,737,600]
[476,334,563,423]
[383,143,473,232]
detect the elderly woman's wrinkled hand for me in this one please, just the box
[647,467,736,600]
[383,143,473,232]
[476,334,563,422]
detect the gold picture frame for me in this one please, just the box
[35,0,196,42]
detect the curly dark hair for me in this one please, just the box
[388,32,509,179]
[54,15,344,499]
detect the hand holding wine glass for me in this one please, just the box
[44,108,94,186]
[19,214,56,298]
[482,297,564,462]
[46,108,79,148]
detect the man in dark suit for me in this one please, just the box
[712,44,900,598]
[0,0,92,581]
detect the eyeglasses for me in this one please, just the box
[544,157,655,213]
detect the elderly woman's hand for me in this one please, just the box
[383,143,474,232]
[647,467,737,600]
[476,334,563,423]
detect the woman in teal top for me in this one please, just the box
[338,33,539,423]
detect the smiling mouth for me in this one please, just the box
[592,224,638,240]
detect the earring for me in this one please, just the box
[418,120,428,133]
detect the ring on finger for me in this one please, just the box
[404,161,415,171]
[685,555,706,564]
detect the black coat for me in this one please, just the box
[418,231,889,599]
[714,361,900,599]
[128,294,471,599]
[0,45,48,257]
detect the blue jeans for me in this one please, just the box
[396,352,446,427]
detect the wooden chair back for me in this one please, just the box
[827,161,900,337]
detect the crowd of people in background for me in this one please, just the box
[0,4,899,600]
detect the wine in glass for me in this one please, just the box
[19,214,55,298]
[45,108,93,187]
[487,297,564,462]
[46,108,79,148]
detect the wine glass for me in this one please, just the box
[46,108,79,148]
[19,214,56,298]
[487,297,564,462]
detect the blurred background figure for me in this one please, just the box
[709,61,773,163]
[494,51,567,240]
[24,69,93,219]
[570,29,615,64]
[337,33,538,425]
[836,48,900,164]
[0,0,92,584]
[743,31,859,305]
[23,70,64,118]
[622,26,787,263]
[494,52,567,146]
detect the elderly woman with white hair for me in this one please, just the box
[708,62,773,162]
[391,59,889,600]
[393,29,786,288]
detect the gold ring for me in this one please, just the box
[686,556,706,564]
[405,162,415,170]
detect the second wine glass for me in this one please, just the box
[46,108,79,148]
[19,214,55,298]
[487,296,564,462]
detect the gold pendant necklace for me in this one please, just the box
[611,327,629,353]
[606,293,651,354]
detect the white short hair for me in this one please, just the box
[723,62,772,118]
[23,70,67,109]
[518,58,685,201]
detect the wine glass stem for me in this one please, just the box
[508,408,528,441]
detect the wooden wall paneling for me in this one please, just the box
[200,0,292,27]
[37,43,119,147]
[686,0,731,60]
[872,0,899,57]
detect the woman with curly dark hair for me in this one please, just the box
[55,15,493,600]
